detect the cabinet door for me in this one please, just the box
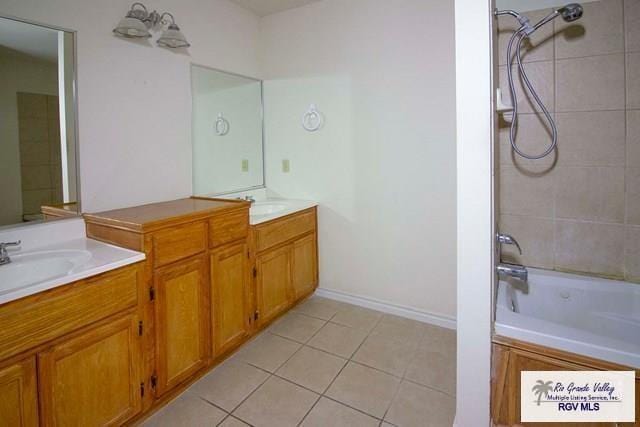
[211,242,251,356]
[38,314,141,426]
[256,245,292,326]
[154,255,209,396]
[0,358,38,426]
[292,233,318,300]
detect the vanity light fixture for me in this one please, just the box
[113,2,190,48]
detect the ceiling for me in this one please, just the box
[230,0,323,17]
[0,17,59,62]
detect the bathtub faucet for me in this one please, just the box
[497,262,528,282]
[497,232,522,254]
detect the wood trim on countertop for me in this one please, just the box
[83,197,248,233]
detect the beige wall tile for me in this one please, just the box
[555,220,625,277]
[555,0,624,59]
[556,111,626,166]
[17,93,47,119]
[624,225,640,281]
[556,54,625,112]
[19,118,49,145]
[498,114,558,173]
[626,167,640,225]
[627,53,640,109]
[19,142,49,165]
[625,0,640,52]
[499,166,555,217]
[21,189,52,215]
[499,214,555,269]
[20,165,51,191]
[628,110,640,167]
[499,61,554,114]
[497,9,554,66]
[555,166,625,222]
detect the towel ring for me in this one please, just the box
[302,104,323,132]
[215,113,230,136]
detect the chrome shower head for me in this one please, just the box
[557,3,583,22]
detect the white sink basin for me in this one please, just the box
[0,250,92,294]
[250,202,288,217]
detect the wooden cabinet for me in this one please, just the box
[154,255,210,396]
[256,245,293,327]
[83,198,319,423]
[292,233,318,300]
[211,242,251,355]
[253,208,319,327]
[492,338,640,427]
[38,313,142,426]
[0,358,38,427]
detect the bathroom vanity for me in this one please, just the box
[83,196,318,422]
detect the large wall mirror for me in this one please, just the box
[191,65,265,196]
[0,16,79,227]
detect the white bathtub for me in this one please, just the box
[495,268,640,369]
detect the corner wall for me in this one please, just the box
[259,0,457,318]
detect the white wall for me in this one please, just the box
[0,0,260,212]
[455,0,495,423]
[0,46,58,225]
[260,0,457,318]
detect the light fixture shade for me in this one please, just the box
[113,16,151,38]
[157,24,190,48]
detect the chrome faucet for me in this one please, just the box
[237,195,255,204]
[497,232,522,254]
[0,241,21,265]
[496,233,528,282]
[497,262,528,282]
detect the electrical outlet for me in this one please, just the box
[241,159,249,172]
[282,159,290,173]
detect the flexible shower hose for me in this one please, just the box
[505,29,558,159]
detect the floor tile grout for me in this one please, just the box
[157,298,456,426]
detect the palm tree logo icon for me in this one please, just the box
[532,380,554,406]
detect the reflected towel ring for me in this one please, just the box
[215,113,230,136]
[302,104,323,132]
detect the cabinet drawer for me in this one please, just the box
[255,209,316,252]
[153,221,207,267]
[209,210,249,248]
[0,265,139,362]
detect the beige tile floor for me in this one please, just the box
[143,296,456,427]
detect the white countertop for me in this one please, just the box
[0,218,145,305]
[249,199,318,225]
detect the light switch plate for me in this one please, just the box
[282,159,290,173]
[241,159,249,172]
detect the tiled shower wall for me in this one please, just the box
[497,0,640,281]
[17,93,63,219]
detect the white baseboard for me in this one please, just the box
[315,287,457,330]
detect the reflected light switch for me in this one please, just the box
[282,159,290,173]
[241,159,249,172]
